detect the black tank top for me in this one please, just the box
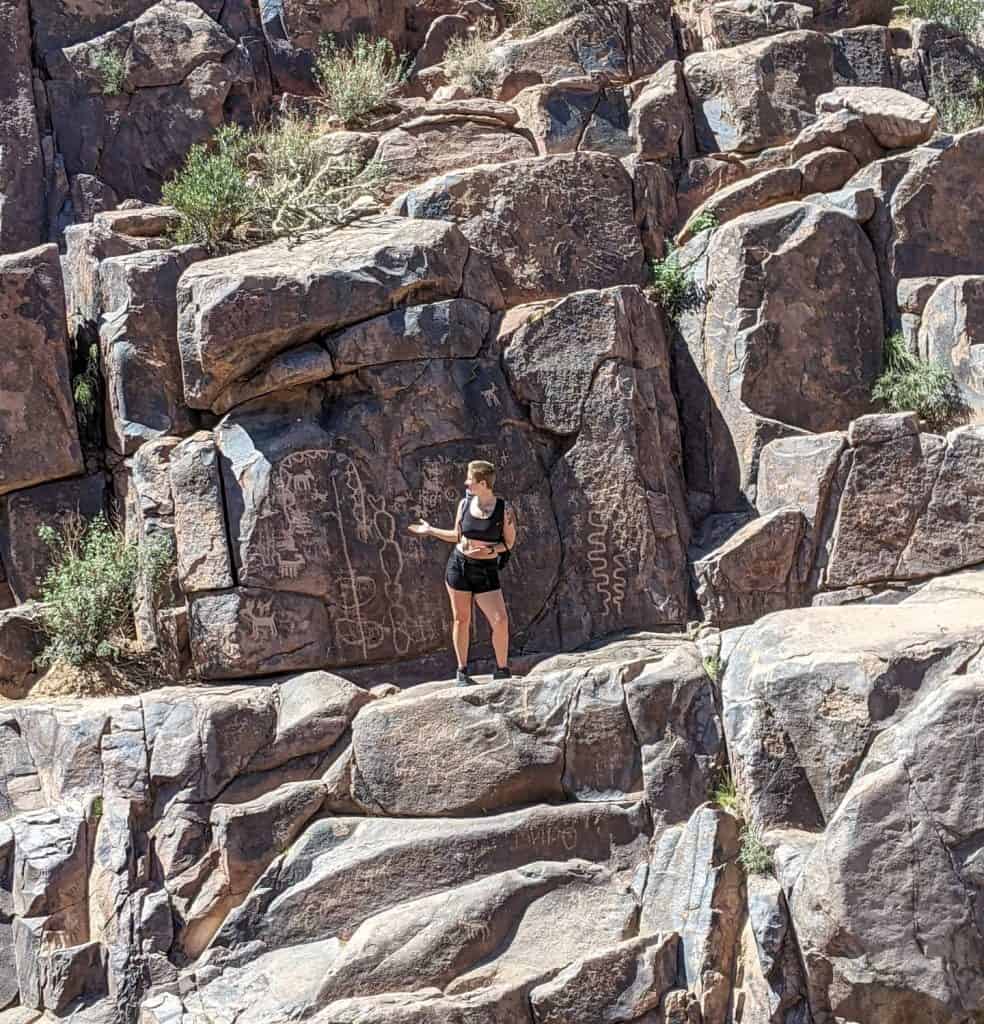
[459,497,505,542]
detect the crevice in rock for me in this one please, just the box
[903,760,984,951]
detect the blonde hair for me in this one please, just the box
[467,460,496,487]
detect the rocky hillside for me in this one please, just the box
[2,0,984,1021]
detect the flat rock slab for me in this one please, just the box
[210,800,651,956]
[176,215,472,409]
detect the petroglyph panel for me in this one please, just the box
[188,588,331,679]
[213,360,562,669]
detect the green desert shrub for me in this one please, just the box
[443,18,500,95]
[710,770,741,817]
[162,124,254,249]
[930,74,984,134]
[36,514,174,668]
[688,210,720,235]
[871,330,966,432]
[739,825,774,875]
[91,48,126,95]
[72,341,101,438]
[314,35,407,127]
[904,0,982,35]
[507,0,582,33]
[708,769,773,874]
[163,118,386,250]
[648,245,705,320]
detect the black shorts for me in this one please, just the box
[446,548,501,594]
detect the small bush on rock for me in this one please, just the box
[91,48,126,95]
[163,124,254,249]
[507,0,582,33]
[739,825,774,875]
[688,210,720,235]
[315,35,407,127]
[711,770,740,816]
[249,115,387,238]
[72,341,101,440]
[36,514,174,668]
[903,0,982,36]
[648,246,705,320]
[443,19,500,95]
[164,118,386,250]
[930,74,984,134]
[872,331,966,432]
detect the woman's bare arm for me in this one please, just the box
[408,501,463,544]
[426,524,461,543]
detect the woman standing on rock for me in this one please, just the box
[409,460,517,685]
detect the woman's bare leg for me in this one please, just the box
[446,584,473,669]
[474,589,509,668]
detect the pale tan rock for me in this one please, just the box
[816,85,938,149]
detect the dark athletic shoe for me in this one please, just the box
[492,666,512,680]
[455,668,476,687]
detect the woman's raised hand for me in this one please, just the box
[408,519,430,536]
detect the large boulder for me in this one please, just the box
[63,214,168,328]
[0,0,44,254]
[676,201,882,512]
[501,287,690,640]
[486,0,676,102]
[628,60,696,162]
[0,603,45,698]
[0,246,83,497]
[918,275,984,408]
[210,799,651,959]
[42,0,269,205]
[823,415,984,588]
[693,507,809,627]
[529,933,680,1023]
[99,244,204,454]
[850,129,984,325]
[696,0,814,49]
[788,672,984,1024]
[641,806,743,1024]
[513,80,633,158]
[807,0,892,28]
[684,31,839,154]
[723,598,984,831]
[816,85,937,149]
[397,153,646,306]
[373,116,535,198]
[683,29,896,156]
[176,215,473,410]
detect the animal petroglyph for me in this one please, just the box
[242,597,279,640]
[460,920,493,944]
[481,383,501,409]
